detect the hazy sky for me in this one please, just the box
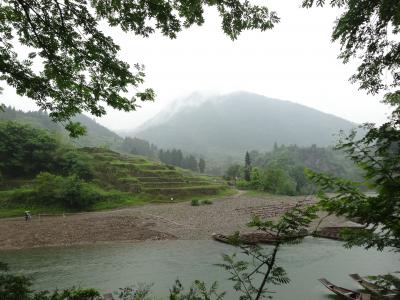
[0,1,391,131]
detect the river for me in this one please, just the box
[1,237,398,299]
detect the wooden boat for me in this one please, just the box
[212,232,279,245]
[319,278,371,300]
[212,230,308,245]
[212,233,233,244]
[350,274,382,295]
[350,274,399,298]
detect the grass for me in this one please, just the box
[91,194,148,211]
[0,186,237,218]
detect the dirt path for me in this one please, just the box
[0,191,347,250]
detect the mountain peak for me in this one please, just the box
[131,92,356,157]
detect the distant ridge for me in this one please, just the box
[0,107,122,148]
[132,91,356,157]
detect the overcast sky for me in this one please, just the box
[0,1,391,131]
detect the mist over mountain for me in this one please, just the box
[132,92,357,157]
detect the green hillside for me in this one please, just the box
[84,147,227,199]
[0,106,123,148]
[0,121,229,218]
[133,92,357,157]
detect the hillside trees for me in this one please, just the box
[120,137,157,157]
[0,0,278,137]
[0,121,58,177]
[228,145,360,195]
[224,164,242,180]
[244,151,251,181]
[0,121,104,209]
[158,149,200,172]
[199,158,206,173]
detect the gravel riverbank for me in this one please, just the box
[0,191,349,250]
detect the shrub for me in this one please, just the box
[250,168,263,190]
[0,121,58,178]
[35,173,102,210]
[0,262,102,300]
[202,199,213,205]
[236,179,252,190]
[0,188,36,205]
[262,167,296,196]
[191,199,200,206]
[58,150,93,180]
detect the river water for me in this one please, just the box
[1,237,398,299]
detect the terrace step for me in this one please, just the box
[136,177,185,182]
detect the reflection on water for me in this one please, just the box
[0,237,398,299]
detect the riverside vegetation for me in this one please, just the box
[224,146,362,196]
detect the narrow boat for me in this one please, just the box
[212,230,308,245]
[350,274,399,298]
[350,274,381,295]
[319,278,371,300]
[212,233,232,244]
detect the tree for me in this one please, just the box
[186,155,198,172]
[198,158,206,173]
[250,167,262,190]
[224,164,242,180]
[0,121,58,177]
[244,151,251,181]
[263,166,296,196]
[303,0,400,252]
[302,0,400,99]
[0,262,101,300]
[0,0,279,137]
[217,204,318,300]
[273,142,278,152]
[35,172,101,210]
[307,119,400,250]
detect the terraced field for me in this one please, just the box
[81,147,228,200]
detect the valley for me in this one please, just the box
[1,2,399,298]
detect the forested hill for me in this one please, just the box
[0,107,122,148]
[133,92,357,157]
[0,107,206,172]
